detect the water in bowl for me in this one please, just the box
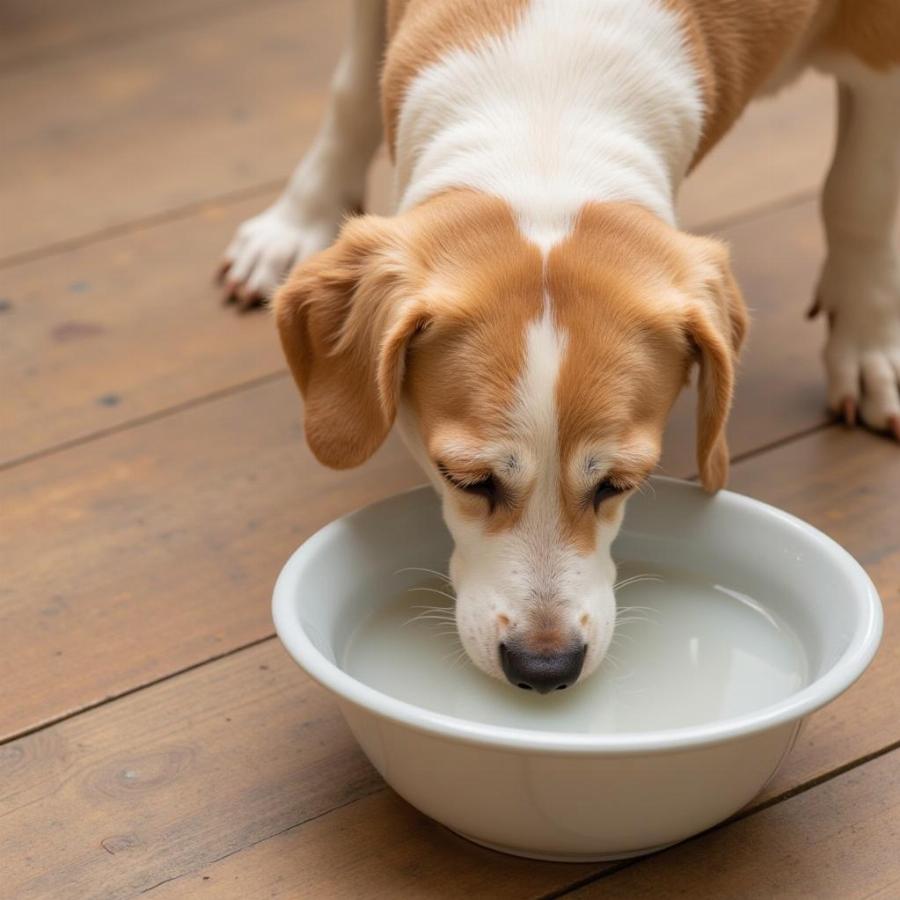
[341,562,809,733]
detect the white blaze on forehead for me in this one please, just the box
[509,302,569,579]
[511,304,568,458]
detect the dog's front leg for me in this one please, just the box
[814,62,900,439]
[219,1,386,308]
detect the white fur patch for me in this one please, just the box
[512,303,567,449]
[393,0,704,248]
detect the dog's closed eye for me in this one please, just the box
[438,464,502,509]
[592,479,623,509]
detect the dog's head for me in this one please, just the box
[274,190,746,691]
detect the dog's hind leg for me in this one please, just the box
[812,47,900,439]
[219,1,386,308]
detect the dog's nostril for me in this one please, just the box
[517,682,533,691]
[556,684,567,690]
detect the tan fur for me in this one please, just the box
[670,0,900,164]
[549,203,747,551]
[274,190,542,469]
[823,0,900,69]
[382,0,529,158]
[666,0,823,164]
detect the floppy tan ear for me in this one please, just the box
[682,237,749,492]
[272,214,427,469]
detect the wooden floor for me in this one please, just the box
[2,2,899,897]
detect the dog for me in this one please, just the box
[219,0,900,693]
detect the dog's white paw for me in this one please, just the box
[217,204,343,310]
[817,249,900,440]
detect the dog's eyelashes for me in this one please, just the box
[593,478,625,510]
[438,464,500,508]
[457,474,497,498]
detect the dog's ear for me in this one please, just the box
[273,214,427,469]
[681,236,748,492]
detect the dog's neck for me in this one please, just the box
[391,0,704,251]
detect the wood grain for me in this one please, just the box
[678,73,834,230]
[148,790,595,900]
[0,0,346,261]
[0,0,265,71]
[0,194,284,466]
[0,378,423,741]
[0,642,381,899]
[3,426,897,899]
[0,9,830,262]
[571,747,900,899]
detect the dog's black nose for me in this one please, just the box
[499,643,587,694]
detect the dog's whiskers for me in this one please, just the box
[602,650,622,673]
[394,566,452,584]
[615,614,659,627]
[402,613,458,627]
[407,586,457,603]
[409,607,457,619]
[614,574,663,591]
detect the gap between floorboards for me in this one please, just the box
[0,370,288,474]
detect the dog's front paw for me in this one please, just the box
[217,205,341,310]
[817,250,900,440]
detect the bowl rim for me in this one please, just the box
[273,477,883,755]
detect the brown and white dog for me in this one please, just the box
[220,1,900,692]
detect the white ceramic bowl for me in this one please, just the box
[273,477,882,861]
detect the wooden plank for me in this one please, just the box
[0,640,591,899]
[3,427,896,899]
[570,748,900,899]
[0,0,346,261]
[148,790,593,900]
[0,378,423,741]
[0,6,829,262]
[0,192,828,467]
[0,0,262,71]
[0,194,284,466]
[678,73,834,230]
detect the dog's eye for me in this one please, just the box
[439,465,499,505]
[593,479,625,510]
[457,474,497,499]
